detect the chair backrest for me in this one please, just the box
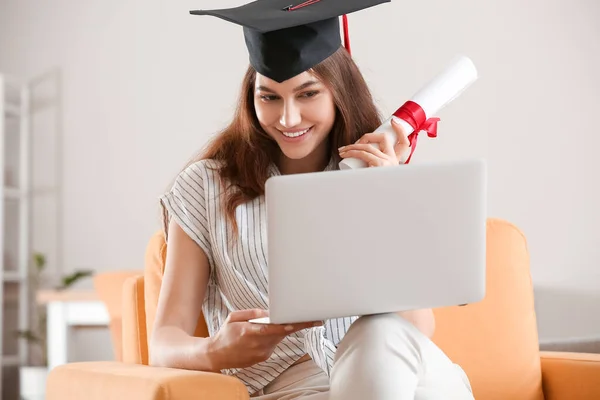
[93,270,143,361]
[123,218,544,400]
[122,274,148,364]
[431,218,544,400]
[120,230,209,365]
[143,229,210,341]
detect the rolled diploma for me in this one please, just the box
[339,55,479,170]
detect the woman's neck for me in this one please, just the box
[277,141,330,175]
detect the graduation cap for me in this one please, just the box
[190,0,391,83]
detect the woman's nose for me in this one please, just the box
[279,102,302,128]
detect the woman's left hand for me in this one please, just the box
[339,117,410,167]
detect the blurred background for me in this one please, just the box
[1,0,599,398]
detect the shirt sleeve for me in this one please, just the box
[159,161,214,268]
[304,326,335,376]
[303,316,360,376]
[324,317,359,346]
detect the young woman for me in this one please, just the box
[150,1,475,399]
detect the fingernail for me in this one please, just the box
[285,325,294,332]
[392,116,402,124]
[338,146,345,151]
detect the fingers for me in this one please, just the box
[340,143,388,159]
[391,117,411,158]
[391,117,409,144]
[227,309,268,323]
[249,320,322,336]
[339,150,386,167]
[355,132,395,157]
[227,310,322,337]
[339,143,392,167]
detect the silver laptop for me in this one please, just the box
[251,159,487,325]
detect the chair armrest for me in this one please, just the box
[46,361,250,400]
[540,351,600,400]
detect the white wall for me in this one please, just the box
[1,0,600,364]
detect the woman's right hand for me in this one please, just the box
[207,309,321,370]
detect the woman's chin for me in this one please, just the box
[275,137,316,160]
[279,146,314,161]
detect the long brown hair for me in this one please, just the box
[169,47,382,234]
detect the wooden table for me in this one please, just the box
[37,289,109,371]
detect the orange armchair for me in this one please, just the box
[93,270,144,361]
[46,218,600,399]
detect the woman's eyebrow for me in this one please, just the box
[256,85,276,93]
[256,80,320,94]
[292,80,320,91]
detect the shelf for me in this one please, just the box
[1,355,20,367]
[4,103,21,118]
[3,271,23,283]
[3,186,22,200]
[3,186,57,200]
[2,70,59,392]
[2,73,23,89]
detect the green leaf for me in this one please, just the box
[15,330,42,343]
[56,270,94,290]
[33,252,46,272]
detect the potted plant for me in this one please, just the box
[15,252,94,400]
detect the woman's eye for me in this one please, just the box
[260,95,279,101]
[301,91,319,98]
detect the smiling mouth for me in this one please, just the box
[279,127,312,138]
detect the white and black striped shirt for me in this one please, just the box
[159,158,357,394]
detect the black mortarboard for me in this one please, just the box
[190,0,390,83]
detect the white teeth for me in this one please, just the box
[281,127,310,138]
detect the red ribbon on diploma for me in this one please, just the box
[393,101,440,164]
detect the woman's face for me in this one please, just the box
[254,71,336,162]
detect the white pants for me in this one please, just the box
[252,313,474,400]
